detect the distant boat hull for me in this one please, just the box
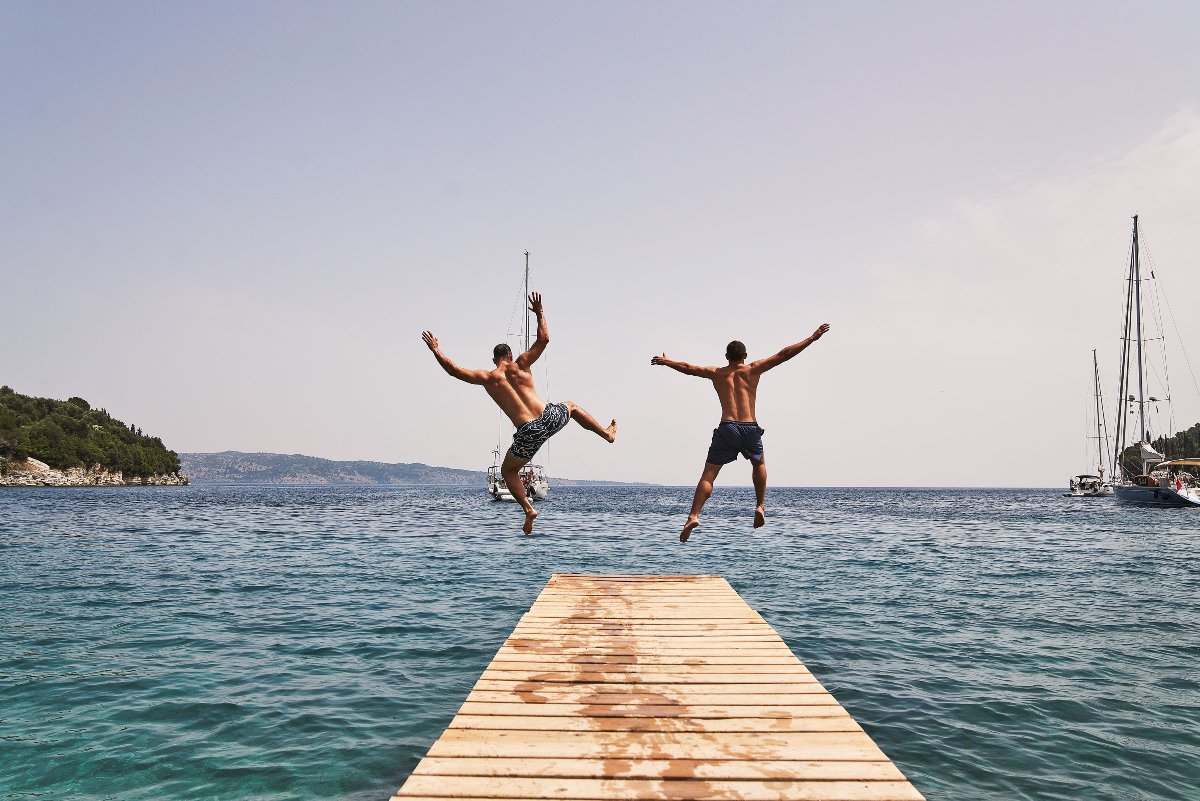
[1114,484,1200,507]
[490,482,549,502]
[487,464,549,502]
[1064,476,1113,497]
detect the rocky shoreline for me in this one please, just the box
[0,458,188,487]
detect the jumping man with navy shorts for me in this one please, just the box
[651,323,831,542]
[422,293,617,535]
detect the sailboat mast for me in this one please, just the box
[1093,349,1104,473]
[1132,215,1147,445]
[524,250,531,352]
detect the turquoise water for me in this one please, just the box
[1,486,1197,800]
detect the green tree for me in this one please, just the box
[0,387,182,476]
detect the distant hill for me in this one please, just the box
[0,386,182,478]
[179,451,646,486]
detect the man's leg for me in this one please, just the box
[681,462,723,542]
[564,401,617,442]
[501,450,538,534]
[752,457,767,528]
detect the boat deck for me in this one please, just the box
[390,574,924,801]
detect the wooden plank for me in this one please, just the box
[478,673,814,683]
[522,618,767,624]
[519,619,765,623]
[465,690,835,700]
[412,757,901,781]
[523,606,762,612]
[490,655,804,665]
[503,642,780,648]
[426,729,889,761]
[532,600,747,606]
[396,776,923,800]
[507,633,776,640]
[496,652,799,660]
[475,679,818,690]
[492,659,814,671]
[501,643,796,654]
[517,619,765,623]
[523,599,753,606]
[531,600,752,606]
[484,659,809,670]
[470,681,825,690]
[394,778,923,801]
[507,632,783,639]
[456,702,851,718]
[509,626,777,633]
[487,656,804,666]
[463,685,830,695]
[506,634,779,641]
[446,714,858,733]
[390,575,924,801]
[478,671,815,684]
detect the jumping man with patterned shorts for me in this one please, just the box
[651,323,831,542]
[422,293,617,534]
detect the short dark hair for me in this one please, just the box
[493,343,512,360]
[726,340,747,361]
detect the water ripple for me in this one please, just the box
[0,485,1197,800]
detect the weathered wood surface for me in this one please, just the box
[391,574,924,801]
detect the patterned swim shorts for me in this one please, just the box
[510,402,570,461]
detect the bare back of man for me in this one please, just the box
[708,362,761,423]
[478,357,548,429]
[651,323,830,542]
[423,293,617,534]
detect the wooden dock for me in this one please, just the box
[391,574,924,801]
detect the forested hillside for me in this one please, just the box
[1117,422,1200,475]
[0,386,181,477]
[1153,423,1200,459]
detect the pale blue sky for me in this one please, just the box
[4,2,1200,485]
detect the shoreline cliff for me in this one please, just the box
[0,457,188,487]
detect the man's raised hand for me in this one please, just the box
[421,331,439,351]
[812,323,831,340]
[528,292,543,316]
[651,353,669,366]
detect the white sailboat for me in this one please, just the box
[486,251,551,503]
[1065,350,1114,497]
[1110,216,1200,507]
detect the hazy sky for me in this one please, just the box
[4,1,1200,486]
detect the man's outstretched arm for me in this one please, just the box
[751,323,831,374]
[650,354,718,378]
[422,331,488,384]
[516,292,549,368]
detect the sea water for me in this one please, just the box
[0,486,1197,801]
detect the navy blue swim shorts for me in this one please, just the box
[706,420,765,465]
[510,402,570,461]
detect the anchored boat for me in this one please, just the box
[1066,474,1112,498]
[487,447,549,502]
[1066,350,1115,497]
[1110,216,1200,507]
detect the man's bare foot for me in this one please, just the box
[680,517,699,543]
[754,506,766,528]
[523,508,538,535]
[605,420,618,443]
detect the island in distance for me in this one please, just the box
[0,386,186,487]
[180,451,649,487]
